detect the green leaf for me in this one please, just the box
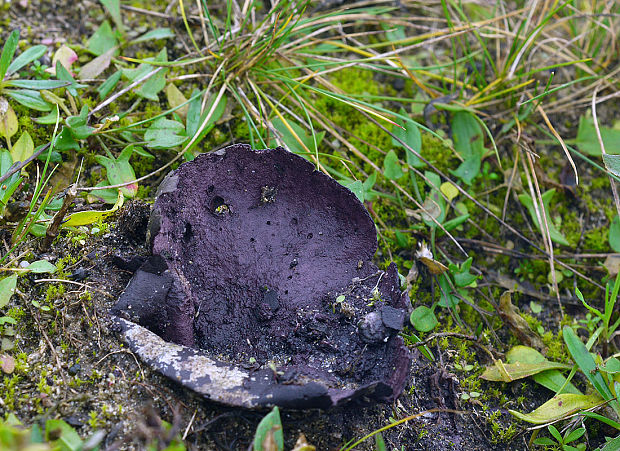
[86,181,121,204]
[130,28,175,45]
[451,257,478,287]
[374,432,387,451]
[548,425,562,442]
[123,48,168,101]
[187,94,228,152]
[10,131,34,164]
[253,407,284,451]
[424,170,442,190]
[440,182,459,202]
[599,357,620,374]
[580,411,620,431]
[95,145,138,197]
[506,346,581,394]
[383,150,404,180]
[0,30,19,82]
[33,109,60,125]
[6,89,52,111]
[603,154,620,179]
[509,393,603,424]
[437,273,459,308]
[403,332,435,361]
[97,70,122,100]
[0,150,21,206]
[66,106,95,140]
[440,214,470,233]
[564,427,586,444]
[87,20,118,56]
[53,127,80,151]
[451,155,481,185]
[392,108,424,168]
[55,62,87,97]
[26,260,57,274]
[450,111,485,184]
[45,419,83,451]
[6,44,46,76]
[0,98,19,139]
[343,180,364,203]
[533,437,556,446]
[144,118,187,149]
[410,306,438,332]
[0,275,17,309]
[575,116,620,156]
[518,189,570,246]
[610,215,620,252]
[101,0,124,34]
[600,434,620,451]
[481,360,572,382]
[563,326,620,415]
[64,191,124,227]
[4,79,69,90]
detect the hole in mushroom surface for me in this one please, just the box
[111,144,410,409]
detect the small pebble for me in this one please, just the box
[68,363,81,376]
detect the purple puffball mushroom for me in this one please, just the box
[111,144,411,409]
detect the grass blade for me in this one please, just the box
[6,44,46,76]
[0,30,20,81]
[563,326,620,416]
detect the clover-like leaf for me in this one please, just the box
[95,145,138,198]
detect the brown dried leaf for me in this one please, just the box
[79,47,115,80]
[165,83,189,120]
[292,433,316,451]
[499,291,546,351]
[261,426,281,451]
[604,254,620,277]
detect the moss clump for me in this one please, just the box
[45,283,66,304]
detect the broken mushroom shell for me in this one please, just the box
[111,144,411,409]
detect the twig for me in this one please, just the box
[34,278,115,299]
[95,350,145,381]
[182,409,198,440]
[0,143,50,185]
[40,184,77,251]
[409,332,501,359]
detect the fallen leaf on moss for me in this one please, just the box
[499,291,546,351]
[509,393,603,424]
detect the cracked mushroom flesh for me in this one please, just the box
[111,143,411,409]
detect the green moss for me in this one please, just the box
[11,103,54,146]
[583,226,610,252]
[542,329,569,363]
[2,375,20,410]
[45,283,66,303]
[487,410,517,444]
